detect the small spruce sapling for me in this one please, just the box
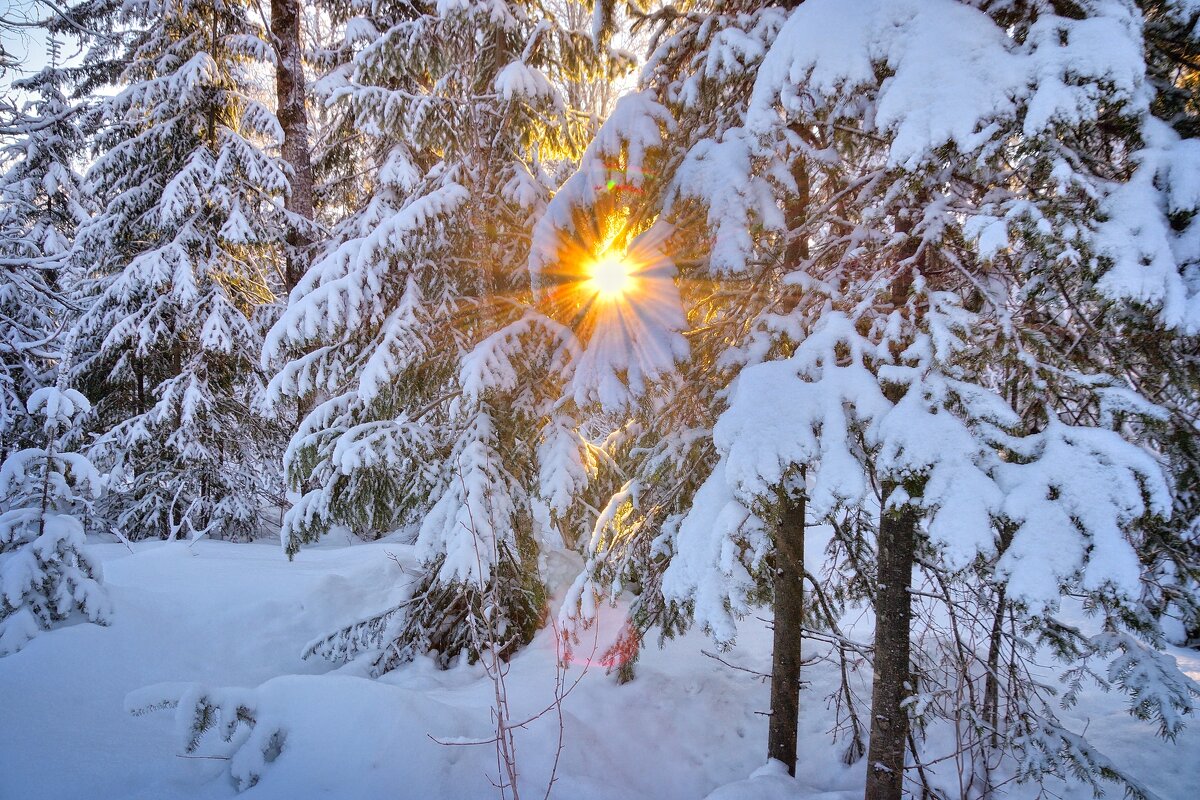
[0,384,110,654]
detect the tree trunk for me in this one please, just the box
[769,490,806,774]
[767,125,812,774]
[271,0,315,292]
[983,524,1014,749]
[865,486,916,800]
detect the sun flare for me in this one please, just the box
[584,252,635,300]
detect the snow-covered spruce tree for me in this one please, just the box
[265,0,621,673]
[0,53,91,453]
[534,0,919,770]
[0,384,111,655]
[304,0,378,231]
[1084,0,1200,647]
[304,0,628,229]
[721,2,1199,797]
[68,0,288,541]
[540,0,1200,795]
[533,0,881,770]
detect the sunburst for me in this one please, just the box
[584,252,636,301]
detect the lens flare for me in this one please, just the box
[585,253,634,300]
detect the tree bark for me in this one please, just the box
[767,126,812,774]
[864,486,916,800]
[271,0,315,292]
[983,524,1014,749]
[866,226,920,800]
[768,489,807,774]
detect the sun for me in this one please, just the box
[584,252,635,300]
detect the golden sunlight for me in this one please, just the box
[584,252,635,300]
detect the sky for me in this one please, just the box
[2,0,55,95]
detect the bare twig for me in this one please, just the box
[701,649,771,682]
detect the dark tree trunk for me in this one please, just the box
[271,0,315,292]
[134,355,146,415]
[207,10,219,148]
[983,525,1014,748]
[983,586,1006,747]
[767,129,812,774]
[769,490,806,774]
[864,486,917,800]
[865,208,922,800]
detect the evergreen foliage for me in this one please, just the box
[0,57,91,452]
[0,385,110,655]
[265,0,622,671]
[67,0,288,541]
[534,0,1200,793]
[0,1,1196,795]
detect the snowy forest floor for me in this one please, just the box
[1,537,1197,800]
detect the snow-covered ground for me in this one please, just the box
[1,539,1197,800]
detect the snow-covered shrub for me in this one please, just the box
[127,682,285,792]
[0,387,110,655]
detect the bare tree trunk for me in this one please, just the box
[768,490,807,774]
[983,525,1014,750]
[767,130,812,774]
[271,0,315,292]
[865,206,922,800]
[865,486,916,800]
[983,586,1006,746]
